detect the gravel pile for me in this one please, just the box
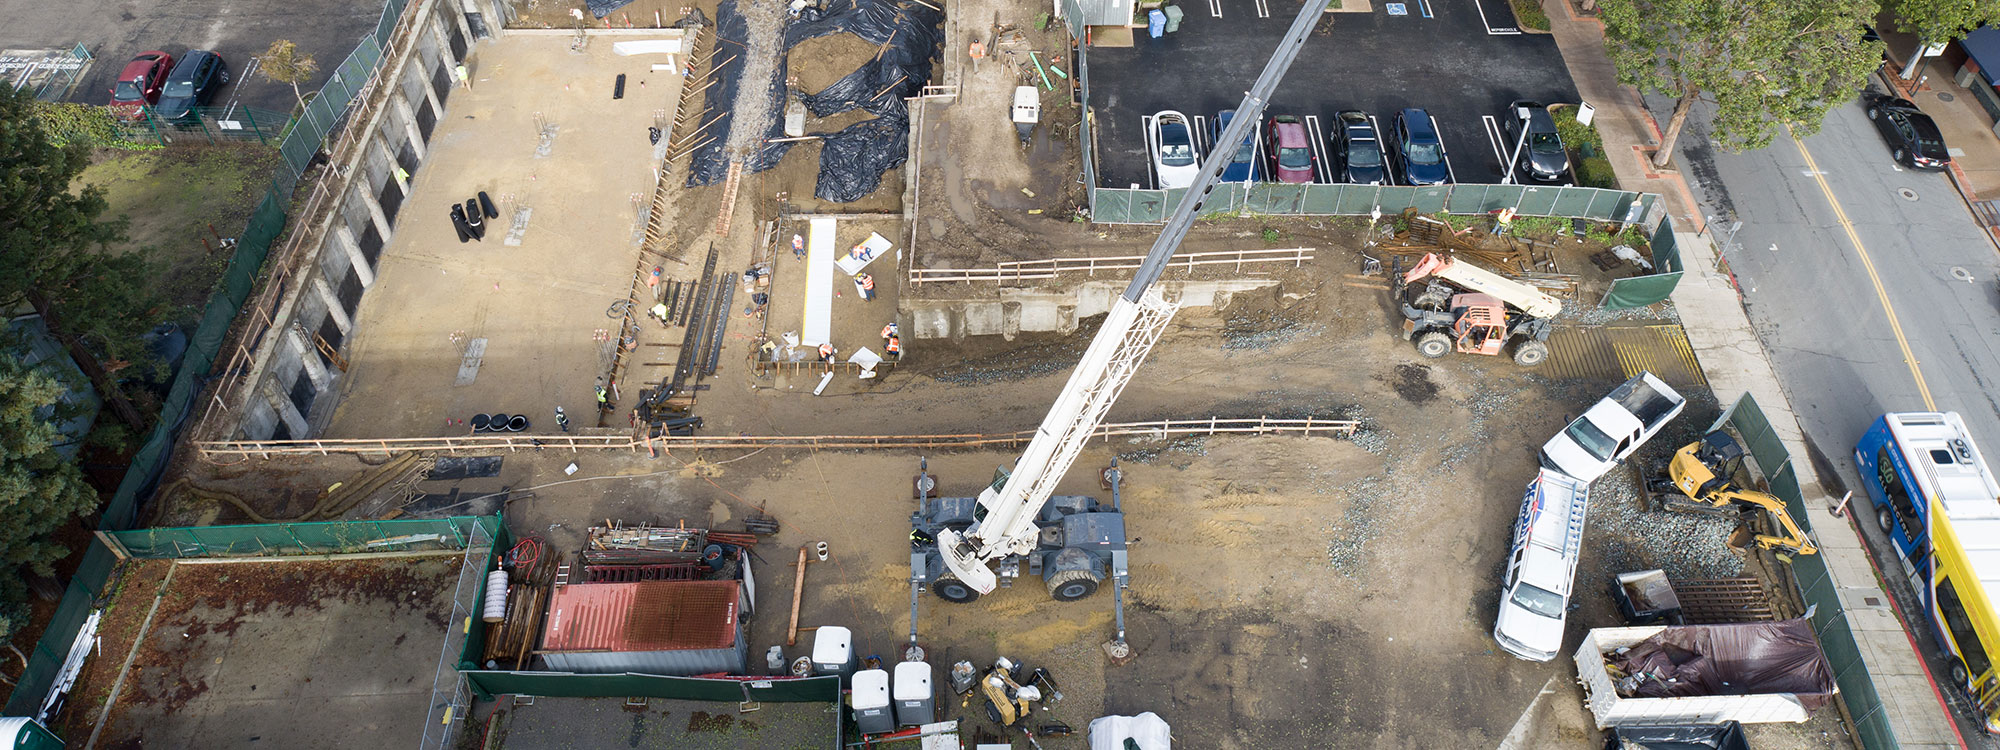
[1116,436,1210,464]
[1221,311,1325,352]
[1558,299,1682,327]
[723,0,787,152]
[1324,475,1390,576]
[1589,467,1746,579]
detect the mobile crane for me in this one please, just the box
[1656,430,1818,557]
[905,0,1333,660]
[1396,252,1562,366]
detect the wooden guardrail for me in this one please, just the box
[909,247,1314,285]
[194,416,1359,459]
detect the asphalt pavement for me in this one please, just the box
[1083,1,1576,188]
[1669,86,2000,746]
[0,0,388,115]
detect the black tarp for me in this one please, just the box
[783,0,941,202]
[1610,722,1751,750]
[1607,619,1835,710]
[586,0,637,19]
[685,1,796,188]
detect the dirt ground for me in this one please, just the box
[475,696,835,749]
[57,555,465,749]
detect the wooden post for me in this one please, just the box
[786,545,810,646]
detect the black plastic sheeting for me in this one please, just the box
[586,0,637,19]
[787,0,942,202]
[1609,722,1750,750]
[1608,619,1835,709]
[683,0,943,202]
[685,1,797,189]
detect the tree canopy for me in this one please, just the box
[258,40,320,111]
[1894,0,2000,46]
[0,85,157,364]
[1600,0,1883,167]
[0,354,99,637]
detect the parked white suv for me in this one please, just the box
[1494,469,1591,661]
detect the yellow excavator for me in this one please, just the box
[1658,431,1818,557]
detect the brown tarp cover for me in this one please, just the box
[1609,618,1835,710]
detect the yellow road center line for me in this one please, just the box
[1789,130,1937,410]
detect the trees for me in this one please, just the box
[0,354,100,638]
[258,40,319,112]
[1893,0,2000,78]
[1600,0,1883,168]
[0,85,158,428]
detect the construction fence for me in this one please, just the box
[1715,394,1896,750]
[3,0,444,722]
[461,671,840,704]
[1089,181,1657,226]
[106,105,294,146]
[103,516,503,559]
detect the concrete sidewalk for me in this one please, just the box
[1541,0,1968,746]
[1875,30,2000,204]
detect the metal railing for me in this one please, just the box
[910,247,1314,285]
[109,105,292,145]
[420,519,496,750]
[194,416,1360,458]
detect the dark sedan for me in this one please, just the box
[1332,110,1385,185]
[156,50,230,121]
[1503,100,1569,184]
[1393,108,1451,186]
[1212,109,1262,183]
[1863,94,1950,171]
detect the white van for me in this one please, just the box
[1540,372,1686,484]
[1494,469,1591,661]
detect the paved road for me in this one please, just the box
[1671,88,2000,746]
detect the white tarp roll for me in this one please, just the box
[612,39,686,56]
[801,218,837,346]
[1088,712,1171,750]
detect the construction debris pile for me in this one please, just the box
[580,522,760,582]
[481,537,558,670]
[1376,211,1580,298]
[1602,620,1834,703]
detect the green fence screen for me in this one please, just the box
[1722,394,1898,749]
[108,516,502,559]
[1602,215,1686,309]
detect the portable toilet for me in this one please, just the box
[811,626,855,679]
[852,668,895,734]
[893,660,935,726]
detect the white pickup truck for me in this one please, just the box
[1540,372,1686,484]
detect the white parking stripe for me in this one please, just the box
[1369,114,1391,186]
[220,55,260,121]
[1208,0,1223,18]
[1480,114,1508,172]
[1192,115,1211,155]
[1304,115,1333,184]
[1254,0,1270,18]
[1431,114,1457,185]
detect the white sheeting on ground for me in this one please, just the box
[1088,713,1170,750]
[834,232,893,276]
[612,39,686,56]
[848,346,882,377]
[802,217,837,346]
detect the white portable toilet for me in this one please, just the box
[852,668,895,734]
[811,625,856,679]
[893,660,935,726]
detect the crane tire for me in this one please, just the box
[1513,340,1549,367]
[932,575,980,604]
[1045,568,1102,602]
[1415,332,1452,359]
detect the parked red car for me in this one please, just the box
[109,51,175,116]
[1265,115,1315,184]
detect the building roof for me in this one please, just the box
[540,580,740,654]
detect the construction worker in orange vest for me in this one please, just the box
[819,342,836,363]
[880,322,898,340]
[855,273,876,301]
[885,335,901,359]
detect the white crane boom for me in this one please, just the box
[936,0,1331,594]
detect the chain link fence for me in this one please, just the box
[1089,181,1656,224]
[103,105,293,146]
[1717,394,1898,749]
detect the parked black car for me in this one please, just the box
[156,50,229,121]
[1332,110,1385,185]
[1502,100,1569,184]
[1863,93,1950,171]
[1392,108,1451,186]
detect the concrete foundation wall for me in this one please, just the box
[905,278,1278,341]
[222,0,472,441]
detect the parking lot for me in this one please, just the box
[1088,0,1578,189]
[0,0,389,115]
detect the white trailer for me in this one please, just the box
[1575,626,1830,727]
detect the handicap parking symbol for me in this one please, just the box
[1385,2,1407,14]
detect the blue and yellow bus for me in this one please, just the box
[1856,412,2000,730]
